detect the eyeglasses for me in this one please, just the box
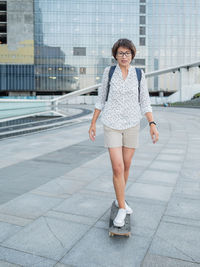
[117,52,132,57]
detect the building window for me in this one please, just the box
[0,1,7,45]
[140,16,146,25]
[0,34,6,44]
[73,47,86,56]
[80,67,86,74]
[0,1,6,11]
[134,58,146,65]
[140,0,146,3]
[139,26,146,35]
[140,5,146,13]
[140,37,146,46]
[0,12,6,22]
[0,23,6,32]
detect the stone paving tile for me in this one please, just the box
[128,166,146,180]
[172,180,200,199]
[161,148,186,155]
[162,215,200,229]
[0,192,19,205]
[179,168,200,182]
[0,193,63,220]
[54,263,75,267]
[60,227,151,267]
[183,160,200,170]
[149,221,200,263]
[83,176,116,194]
[0,260,20,267]
[78,153,111,170]
[156,153,185,161]
[0,222,22,243]
[149,160,182,172]
[138,169,179,185]
[53,192,111,219]
[142,253,200,267]
[131,158,153,168]
[35,142,105,166]
[1,216,90,261]
[59,166,105,182]
[185,152,200,160]
[0,160,73,199]
[30,177,88,199]
[0,213,32,227]
[126,182,173,202]
[133,152,157,159]
[0,246,57,266]
[44,210,97,226]
[165,196,200,221]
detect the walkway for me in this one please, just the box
[0,106,200,267]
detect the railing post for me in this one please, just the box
[178,68,182,102]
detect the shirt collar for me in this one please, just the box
[116,62,132,72]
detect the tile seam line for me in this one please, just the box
[140,114,190,266]
[0,244,56,266]
[55,206,111,265]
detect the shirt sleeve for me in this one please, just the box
[139,69,152,115]
[95,66,110,110]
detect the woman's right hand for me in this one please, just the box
[89,123,96,141]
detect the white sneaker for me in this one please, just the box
[115,199,133,214]
[113,208,127,227]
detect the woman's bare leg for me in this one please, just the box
[122,147,136,186]
[108,147,125,209]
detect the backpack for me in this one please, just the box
[105,65,142,103]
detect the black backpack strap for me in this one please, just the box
[135,68,142,103]
[105,65,116,102]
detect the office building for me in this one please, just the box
[0,0,199,97]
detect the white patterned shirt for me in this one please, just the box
[95,63,152,130]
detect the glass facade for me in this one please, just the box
[147,0,200,92]
[0,0,200,95]
[34,0,144,92]
[34,0,200,94]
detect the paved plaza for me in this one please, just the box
[0,106,200,267]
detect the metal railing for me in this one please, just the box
[0,60,199,121]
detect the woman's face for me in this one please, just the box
[116,46,132,67]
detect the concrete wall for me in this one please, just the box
[0,0,34,64]
[166,84,200,103]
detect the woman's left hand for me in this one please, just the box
[150,125,159,144]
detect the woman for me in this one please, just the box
[88,38,159,227]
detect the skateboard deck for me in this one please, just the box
[108,200,131,237]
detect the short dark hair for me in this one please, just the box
[112,39,136,60]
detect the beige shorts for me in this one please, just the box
[103,123,140,148]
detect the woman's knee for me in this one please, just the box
[112,162,124,176]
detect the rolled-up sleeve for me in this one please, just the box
[140,69,152,115]
[95,66,110,111]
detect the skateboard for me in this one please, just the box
[108,200,131,237]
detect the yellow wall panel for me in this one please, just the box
[0,40,34,64]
